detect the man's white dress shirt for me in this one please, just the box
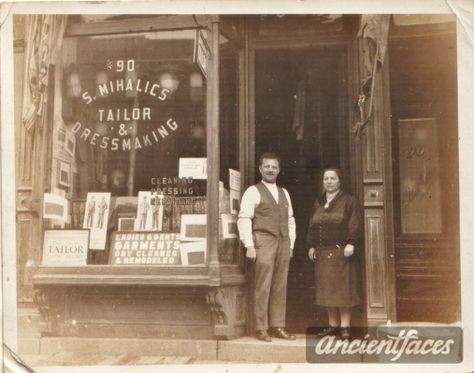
[237,181,296,249]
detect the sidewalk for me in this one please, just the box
[18,334,311,370]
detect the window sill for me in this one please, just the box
[32,264,245,287]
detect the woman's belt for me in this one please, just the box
[312,244,345,261]
[316,244,344,250]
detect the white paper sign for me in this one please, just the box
[83,192,111,250]
[230,189,241,215]
[53,124,76,164]
[179,240,206,266]
[229,169,241,191]
[180,214,207,241]
[42,230,89,266]
[58,161,71,188]
[219,181,224,200]
[193,30,211,78]
[221,213,238,239]
[179,158,207,179]
[43,193,68,221]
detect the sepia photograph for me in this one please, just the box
[1,1,474,372]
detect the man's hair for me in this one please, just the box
[258,152,281,166]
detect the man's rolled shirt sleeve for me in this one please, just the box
[283,188,296,249]
[237,186,259,248]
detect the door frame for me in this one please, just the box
[243,16,397,326]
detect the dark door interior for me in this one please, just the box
[255,47,355,332]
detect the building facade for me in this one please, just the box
[12,14,460,345]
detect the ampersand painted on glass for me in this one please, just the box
[118,123,128,136]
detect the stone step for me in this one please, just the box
[18,337,41,355]
[17,307,42,336]
[17,323,461,368]
[18,335,311,365]
[21,353,201,367]
[37,337,218,362]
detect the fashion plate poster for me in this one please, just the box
[82,192,111,250]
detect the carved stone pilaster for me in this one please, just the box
[33,289,52,334]
[207,288,228,325]
[206,286,246,340]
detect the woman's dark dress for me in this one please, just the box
[306,191,362,307]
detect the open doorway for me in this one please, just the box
[255,46,359,332]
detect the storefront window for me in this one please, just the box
[47,29,209,265]
[218,33,241,265]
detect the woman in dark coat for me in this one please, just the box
[306,168,362,339]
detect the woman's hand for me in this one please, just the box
[308,247,315,261]
[344,244,355,257]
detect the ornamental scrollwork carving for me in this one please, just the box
[33,289,53,333]
[206,288,228,325]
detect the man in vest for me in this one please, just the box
[237,152,296,342]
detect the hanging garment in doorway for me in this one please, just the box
[292,79,306,141]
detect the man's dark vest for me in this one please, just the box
[253,182,289,238]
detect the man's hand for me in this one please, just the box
[246,246,257,260]
[344,244,355,257]
[308,247,315,261]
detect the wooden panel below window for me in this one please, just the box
[33,284,248,339]
[364,209,388,317]
[395,240,460,323]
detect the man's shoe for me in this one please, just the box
[255,330,272,342]
[340,327,351,340]
[269,327,296,340]
[316,326,338,337]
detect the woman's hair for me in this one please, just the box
[322,167,343,183]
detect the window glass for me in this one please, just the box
[53,30,208,265]
[218,33,241,265]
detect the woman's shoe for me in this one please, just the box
[340,327,351,340]
[316,326,338,337]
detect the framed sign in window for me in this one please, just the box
[109,232,181,265]
[398,118,442,234]
[180,214,207,241]
[179,241,206,266]
[193,30,210,77]
[42,229,90,266]
[221,213,238,239]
